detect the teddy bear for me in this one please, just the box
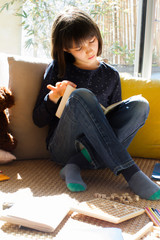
[0,86,17,163]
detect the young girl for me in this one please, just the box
[33,6,160,200]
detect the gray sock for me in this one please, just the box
[128,170,160,199]
[60,164,87,192]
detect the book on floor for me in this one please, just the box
[0,195,71,233]
[57,218,124,240]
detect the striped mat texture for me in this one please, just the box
[0,158,159,239]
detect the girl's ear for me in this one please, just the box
[63,48,70,53]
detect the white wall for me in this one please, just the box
[0,1,22,55]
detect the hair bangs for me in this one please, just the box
[63,21,97,50]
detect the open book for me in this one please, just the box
[57,219,124,240]
[0,198,125,239]
[55,85,77,118]
[55,85,124,118]
[0,196,71,233]
[100,101,123,115]
[0,197,145,236]
[0,197,125,238]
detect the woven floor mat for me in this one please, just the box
[0,157,160,239]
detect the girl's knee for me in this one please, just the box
[137,96,149,115]
[71,88,92,98]
[130,96,150,120]
[70,88,96,104]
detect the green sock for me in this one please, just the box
[149,190,160,200]
[128,171,160,200]
[81,148,92,163]
[60,164,86,192]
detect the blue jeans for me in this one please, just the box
[48,88,149,175]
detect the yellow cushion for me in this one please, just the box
[120,73,160,159]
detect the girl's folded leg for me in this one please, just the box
[69,90,160,200]
[49,88,160,199]
[76,133,160,200]
[106,95,150,149]
[105,95,160,200]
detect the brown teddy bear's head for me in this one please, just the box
[0,87,15,112]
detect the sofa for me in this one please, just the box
[0,53,160,239]
[0,52,160,161]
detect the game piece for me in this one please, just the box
[0,173,10,181]
[94,192,139,204]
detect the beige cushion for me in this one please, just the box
[8,55,50,160]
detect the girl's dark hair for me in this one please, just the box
[51,7,103,78]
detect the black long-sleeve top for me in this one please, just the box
[33,60,122,147]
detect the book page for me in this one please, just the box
[102,101,123,115]
[57,219,124,240]
[101,94,142,115]
[0,195,71,232]
[56,85,76,118]
[100,101,122,115]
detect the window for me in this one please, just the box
[134,0,160,79]
[151,0,160,79]
[94,0,138,76]
[21,0,139,78]
[0,0,159,79]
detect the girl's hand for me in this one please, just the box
[47,80,77,103]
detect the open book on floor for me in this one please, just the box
[0,196,71,233]
[0,198,124,238]
[57,219,124,240]
[0,197,145,234]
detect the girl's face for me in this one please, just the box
[65,36,99,70]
